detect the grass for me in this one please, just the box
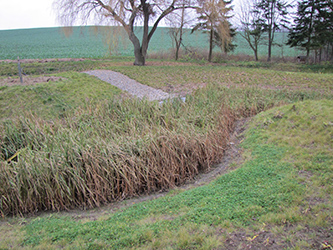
[0,59,332,249]
[109,64,333,90]
[0,71,122,121]
[7,138,297,248]
[2,84,282,215]
[1,99,331,249]
[0,58,134,77]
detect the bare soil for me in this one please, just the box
[0,58,86,64]
[0,76,65,86]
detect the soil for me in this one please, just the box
[0,76,65,86]
[0,58,86,64]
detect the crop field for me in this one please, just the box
[0,26,301,60]
[0,54,332,249]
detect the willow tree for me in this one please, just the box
[55,0,195,65]
[192,0,233,62]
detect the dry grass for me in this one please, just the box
[0,93,240,216]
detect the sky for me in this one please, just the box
[0,0,58,30]
[0,0,247,31]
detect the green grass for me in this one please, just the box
[0,71,122,121]
[21,141,296,249]
[1,99,330,249]
[0,59,332,249]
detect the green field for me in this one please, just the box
[0,26,301,60]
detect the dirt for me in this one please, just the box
[221,222,333,250]
[0,76,65,86]
[0,58,86,64]
[160,82,208,96]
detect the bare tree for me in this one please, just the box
[55,0,196,66]
[238,0,265,61]
[166,2,189,60]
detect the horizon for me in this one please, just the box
[0,0,248,31]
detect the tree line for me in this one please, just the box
[55,0,333,65]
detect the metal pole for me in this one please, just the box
[17,56,23,84]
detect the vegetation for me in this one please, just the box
[192,0,235,62]
[0,27,300,61]
[53,0,332,65]
[287,0,333,62]
[253,0,292,62]
[0,58,332,249]
[55,0,201,65]
[238,0,267,61]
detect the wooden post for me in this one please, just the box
[17,56,23,84]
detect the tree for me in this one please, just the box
[312,0,333,62]
[55,0,195,66]
[192,0,234,62]
[287,0,333,62]
[238,0,265,61]
[287,0,316,59]
[166,0,194,60]
[254,0,291,61]
[213,21,237,54]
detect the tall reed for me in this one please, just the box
[0,84,326,216]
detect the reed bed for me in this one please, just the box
[0,84,324,216]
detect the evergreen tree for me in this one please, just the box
[287,0,316,58]
[254,0,291,61]
[287,0,333,62]
[313,0,333,61]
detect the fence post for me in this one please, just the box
[17,56,23,84]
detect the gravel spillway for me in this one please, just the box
[84,70,171,101]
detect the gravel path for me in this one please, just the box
[84,70,171,101]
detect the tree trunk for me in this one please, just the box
[141,2,150,63]
[254,50,258,61]
[267,2,274,62]
[129,31,146,66]
[175,10,184,61]
[267,31,272,62]
[175,40,180,60]
[306,48,310,63]
[208,26,213,62]
[133,45,145,66]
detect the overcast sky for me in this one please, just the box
[0,0,246,31]
[0,0,58,30]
